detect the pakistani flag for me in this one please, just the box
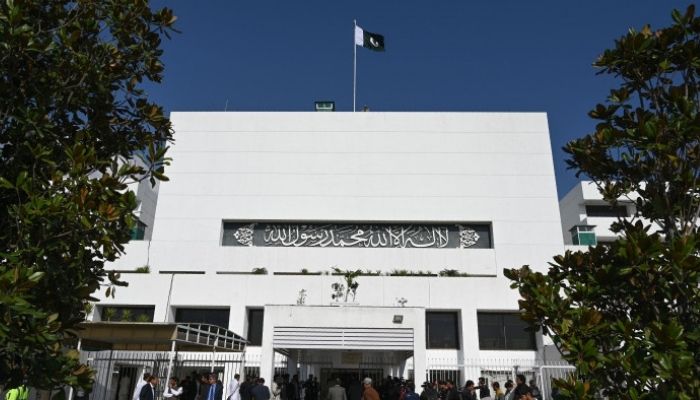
[354,25,385,51]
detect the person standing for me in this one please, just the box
[133,373,152,400]
[526,381,541,400]
[490,382,504,400]
[240,376,255,400]
[227,374,241,400]
[326,378,346,400]
[459,381,475,400]
[271,375,283,400]
[511,376,530,400]
[251,378,271,400]
[289,375,300,400]
[205,374,224,400]
[502,381,514,400]
[403,383,420,400]
[164,377,184,400]
[4,384,29,400]
[419,382,438,400]
[140,376,159,400]
[198,374,211,400]
[476,378,491,400]
[360,378,380,400]
[182,376,197,400]
[303,375,319,400]
[347,379,362,400]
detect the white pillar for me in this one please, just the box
[166,340,177,383]
[413,311,427,394]
[260,308,275,385]
[460,309,480,384]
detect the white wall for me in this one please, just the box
[97,112,565,368]
[115,112,563,274]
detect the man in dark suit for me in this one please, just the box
[140,376,159,400]
[251,378,271,400]
[203,374,224,400]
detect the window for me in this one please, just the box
[585,205,629,218]
[247,309,264,346]
[426,311,460,349]
[130,220,147,240]
[570,225,596,246]
[477,312,536,350]
[101,306,154,322]
[175,308,230,328]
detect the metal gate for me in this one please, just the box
[81,351,265,400]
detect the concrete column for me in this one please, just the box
[460,309,480,383]
[413,311,427,392]
[260,307,275,385]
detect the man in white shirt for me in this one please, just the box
[227,374,241,400]
[164,377,184,400]
[133,373,152,400]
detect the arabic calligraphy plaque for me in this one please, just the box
[222,222,491,249]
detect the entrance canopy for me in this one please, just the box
[76,322,247,352]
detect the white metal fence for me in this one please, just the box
[80,351,288,400]
[426,358,574,400]
[78,352,574,400]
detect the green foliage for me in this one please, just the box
[438,269,468,277]
[134,265,151,273]
[134,313,150,323]
[506,6,700,399]
[390,269,434,276]
[102,307,116,322]
[566,5,700,240]
[120,309,132,322]
[331,268,361,302]
[0,0,175,392]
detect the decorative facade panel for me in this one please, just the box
[222,222,491,249]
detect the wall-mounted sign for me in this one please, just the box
[222,222,491,249]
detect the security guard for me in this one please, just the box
[5,385,29,400]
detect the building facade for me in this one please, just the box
[559,181,644,246]
[89,112,566,398]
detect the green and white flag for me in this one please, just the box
[354,25,385,51]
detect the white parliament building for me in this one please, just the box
[82,111,584,400]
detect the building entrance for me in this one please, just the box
[318,368,383,398]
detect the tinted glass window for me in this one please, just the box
[175,308,230,328]
[101,306,154,322]
[247,309,264,346]
[477,312,536,350]
[130,220,147,240]
[426,311,460,349]
[585,205,628,218]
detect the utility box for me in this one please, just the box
[314,101,335,111]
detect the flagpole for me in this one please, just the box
[353,19,357,112]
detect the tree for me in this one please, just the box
[0,0,176,392]
[505,6,700,399]
[331,268,361,302]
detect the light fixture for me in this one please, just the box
[393,315,403,324]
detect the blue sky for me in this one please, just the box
[149,1,691,197]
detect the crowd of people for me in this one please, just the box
[128,373,547,400]
[417,374,544,400]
